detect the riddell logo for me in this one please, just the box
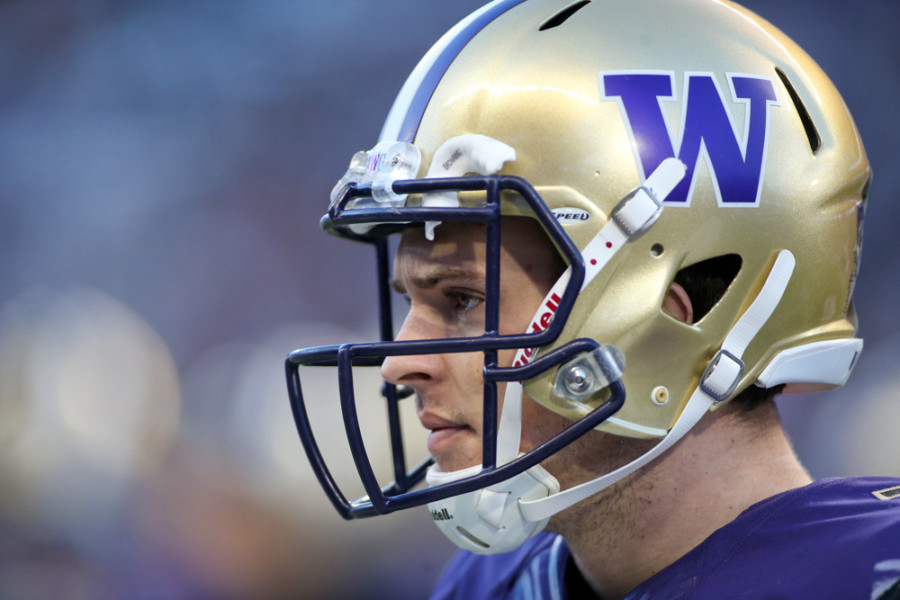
[513,292,561,367]
[430,508,453,521]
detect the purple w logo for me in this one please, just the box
[600,72,779,206]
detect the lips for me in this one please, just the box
[418,411,462,432]
[427,425,471,456]
[418,412,474,457]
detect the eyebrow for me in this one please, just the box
[390,265,484,295]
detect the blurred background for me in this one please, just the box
[0,0,897,598]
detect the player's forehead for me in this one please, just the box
[392,222,488,291]
[391,217,561,291]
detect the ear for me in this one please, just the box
[663,281,694,325]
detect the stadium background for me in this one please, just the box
[0,1,897,598]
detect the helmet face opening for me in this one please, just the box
[286,173,630,518]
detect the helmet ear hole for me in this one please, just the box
[673,255,742,322]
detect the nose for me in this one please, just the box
[380,308,444,388]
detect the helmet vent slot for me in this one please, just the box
[673,254,742,322]
[775,67,821,154]
[539,0,591,31]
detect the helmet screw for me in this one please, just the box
[563,366,594,396]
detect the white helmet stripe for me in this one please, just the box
[379,0,528,143]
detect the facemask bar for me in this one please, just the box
[288,337,625,519]
[287,174,623,519]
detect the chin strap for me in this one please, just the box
[425,158,687,554]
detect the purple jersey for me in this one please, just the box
[429,477,900,599]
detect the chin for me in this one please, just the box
[432,451,483,474]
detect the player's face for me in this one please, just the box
[381,218,565,473]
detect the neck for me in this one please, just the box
[549,402,811,600]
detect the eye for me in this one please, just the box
[446,289,483,313]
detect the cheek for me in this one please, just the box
[520,396,571,452]
[498,347,517,369]
[446,351,488,409]
[520,399,587,488]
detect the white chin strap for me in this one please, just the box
[425,157,689,554]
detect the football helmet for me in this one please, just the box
[287,0,869,554]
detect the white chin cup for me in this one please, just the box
[425,461,560,555]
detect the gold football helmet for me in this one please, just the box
[288,0,869,553]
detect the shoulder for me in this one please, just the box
[628,477,900,600]
[429,531,568,600]
[736,477,900,598]
[753,476,900,538]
